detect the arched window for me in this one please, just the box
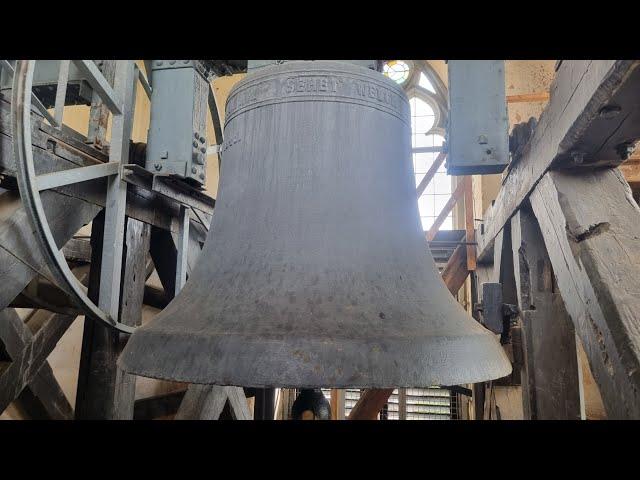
[384,60,451,232]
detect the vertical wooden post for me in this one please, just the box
[75,214,150,419]
[253,388,276,420]
[510,206,581,420]
[330,389,345,420]
[398,388,407,420]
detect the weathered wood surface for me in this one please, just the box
[0,307,78,417]
[511,207,582,420]
[175,385,252,420]
[0,308,74,419]
[477,60,640,262]
[530,168,640,419]
[75,214,150,420]
[0,94,199,236]
[0,189,100,312]
[133,389,186,420]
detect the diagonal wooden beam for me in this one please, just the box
[426,180,465,241]
[0,307,77,416]
[416,152,447,198]
[477,60,640,263]
[0,308,74,419]
[175,384,252,420]
[530,168,640,419]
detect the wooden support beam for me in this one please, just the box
[347,388,393,420]
[441,236,470,296]
[330,389,345,420]
[0,189,100,312]
[0,307,77,417]
[416,152,446,198]
[75,213,150,419]
[426,180,465,241]
[530,168,640,418]
[511,207,582,420]
[506,92,550,104]
[477,60,640,263]
[0,308,74,419]
[133,390,186,420]
[619,159,640,187]
[175,385,252,420]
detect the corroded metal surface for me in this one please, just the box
[120,61,511,388]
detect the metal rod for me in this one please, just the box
[53,60,70,128]
[36,162,120,191]
[1,59,59,127]
[72,60,122,115]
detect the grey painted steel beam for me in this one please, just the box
[97,60,136,327]
[35,161,119,191]
[71,60,122,115]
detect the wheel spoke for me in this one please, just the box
[36,162,120,191]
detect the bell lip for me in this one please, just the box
[118,328,512,389]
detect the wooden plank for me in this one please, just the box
[0,190,100,312]
[477,60,640,263]
[133,390,186,420]
[175,385,229,420]
[75,213,150,420]
[330,389,345,420]
[175,384,253,420]
[511,207,582,419]
[530,168,640,418]
[426,180,465,241]
[441,236,469,296]
[112,218,150,420]
[0,308,77,416]
[0,308,74,419]
[226,387,252,420]
[347,388,393,420]
[619,160,640,187]
[506,92,549,103]
[415,152,446,197]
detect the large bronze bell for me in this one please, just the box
[119,61,511,388]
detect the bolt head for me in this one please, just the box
[191,167,197,174]
[154,163,162,171]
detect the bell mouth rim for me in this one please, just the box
[118,328,512,389]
